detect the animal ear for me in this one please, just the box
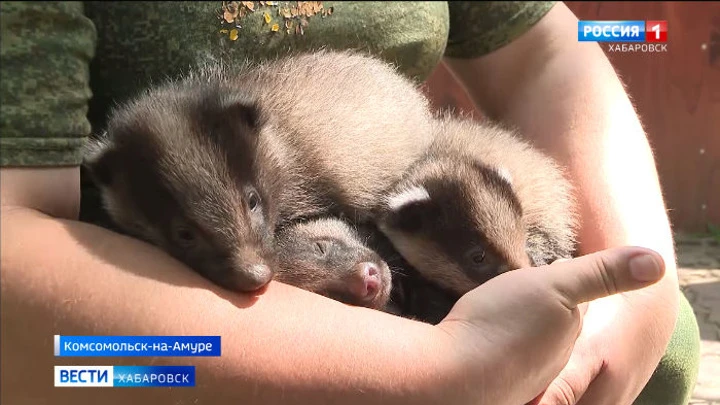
[82,136,119,186]
[494,166,513,185]
[384,185,433,232]
[391,202,428,232]
[222,99,263,131]
[386,185,431,212]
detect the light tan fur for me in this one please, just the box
[227,49,437,222]
[376,113,579,296]
[430,114,579,264]
[83,49,436,292]
[384,231,478,295]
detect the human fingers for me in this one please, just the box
[541,246,665,309]
[552,259,589,317]
[535,343,602,405]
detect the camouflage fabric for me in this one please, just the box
[81,1,451,133]
[0,1,96,167]
[1,1,556,168]
[446,1,557,58]
[633,293,700,405]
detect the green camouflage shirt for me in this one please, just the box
[1,1,555,168]
[1,1,554,224]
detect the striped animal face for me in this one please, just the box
[377,155,531,296]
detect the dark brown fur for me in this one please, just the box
[376,114,579,296]
[83,50,435,292]
[370,224,458,324]
[83,82,278,292]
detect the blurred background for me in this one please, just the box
[423,2,720,403]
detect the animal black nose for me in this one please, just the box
[347,262,381,303]
[231,264,274,292]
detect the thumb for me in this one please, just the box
[542,246,665,309]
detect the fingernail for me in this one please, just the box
[629,254,663,282]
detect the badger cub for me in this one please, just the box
[376,115,578,297]
[82,50,434,294]
[274,218,393,309]
[274,216,457,324]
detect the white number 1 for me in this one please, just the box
[651,24,661,39]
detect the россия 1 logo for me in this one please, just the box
[578,20,668,53]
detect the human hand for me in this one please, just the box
[436,246,665,405]
[529,253,675,405]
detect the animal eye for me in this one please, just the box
[247,189,261,211]
[175,227,196,244]
[314,240,330,256]
[470,249,486,264]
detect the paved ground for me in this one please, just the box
[676,234,720,405]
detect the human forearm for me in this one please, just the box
[444,3,679,401]
[0,167,81,220]
[1,207,461,405]
[444,3,678,309]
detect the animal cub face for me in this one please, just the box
[376,156,531,296]
[274,218,392,309]
[83,83,278,293]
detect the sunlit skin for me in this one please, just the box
[1,3,677,404]
[444,3,679,404]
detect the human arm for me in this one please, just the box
[0,165,666,405]
[0,2,669,403]
[0,168,455,405]
[0,3,457,403]
[443,2,680,404]
[0,18,640,398]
